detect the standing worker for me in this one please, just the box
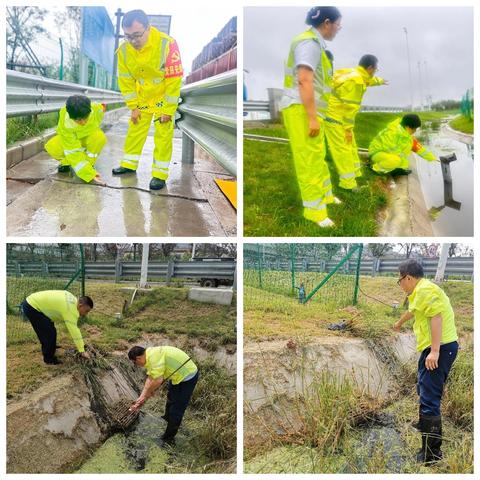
[393,259,458,464]
[325,55,388,190]
[112,9,183,190]
[128,345,199,446]
[280,6,343,228]
[368,114,436,175]
[21,290,93,364]
[45,95,106,184]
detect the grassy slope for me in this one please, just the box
[244,111,454,237]
[7,283,236,397]
[449,115,474,134]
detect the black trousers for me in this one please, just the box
[21,300,57,363]
[164,371,199,427]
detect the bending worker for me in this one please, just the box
[325,54,388,190]
[128,345,199,446]
[113,9,183,191]
[45,95,106,184]
[21,290,93,365]
[369,114,436,175]
[280,6,343,228]
[393,259,458,464]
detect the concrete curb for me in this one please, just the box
[7,107,129,169]
[442,123,473,145]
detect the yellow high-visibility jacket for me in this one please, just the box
[26,290,85,352]
[117,26,183,115]
[326,66,385,129]
[145,346,197,385]
[56,102,104,172]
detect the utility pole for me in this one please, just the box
[139,243,149,288]
[417,61,424,111]
[435,244,449,283]
[423,60,432,110]
[403,27,414,110]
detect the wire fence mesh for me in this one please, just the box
[244,244,363,315]
[6,244,85,346]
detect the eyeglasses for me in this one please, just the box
[124,28,147,42]
[397,275,406,285]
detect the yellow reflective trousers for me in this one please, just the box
[45,129,106,182]
[283,104,333,223]
[120,113,174,180]
[324,122,361,189]
[371,151,410,173]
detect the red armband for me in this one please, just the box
[165,40,183,78]
[412,137,421,153]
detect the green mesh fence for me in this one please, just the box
[6,244,85,346]
[244,243,363,314]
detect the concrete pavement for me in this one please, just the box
[7,113,236,237]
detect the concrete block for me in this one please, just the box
[21,137,44,160]
[188,287,233,305]
[7,145,23,169]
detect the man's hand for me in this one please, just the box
[392,320,403,332]
[308,117,320,137]
[158,114,172,123]
[425,350,439,370]
[92,174,106,186]
[80,351,91,360]
[131,108,142,124]
[129,396,146,412]
[345,130,353,143]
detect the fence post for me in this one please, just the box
[182,133,195,165]
[115,258,122,283]
[353,244,363,305]
[290,244,295,293]
[79,244,85,296]
[256,244,263,289]
[166,259,175,286]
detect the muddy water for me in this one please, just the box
[415,122,473,236]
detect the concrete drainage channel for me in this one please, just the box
[244,333,418,473]
[7,344,236,473]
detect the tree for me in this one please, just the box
[367,243,393,258]
[6,7,47,72]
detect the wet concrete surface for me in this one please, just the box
[414,122,473,236]
[7,113,236,237]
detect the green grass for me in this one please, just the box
[449,115,473,134]
[244,111,455,237]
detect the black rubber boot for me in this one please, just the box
[160,421,180,446]
[112,166,136,175]
[149,178,166,190]
[58,165,70,173]
[44,356,62,365]
[390,168,412,176]
[416,415,442,464]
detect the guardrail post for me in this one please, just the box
[182,133,195,165]
[115,258,122,283]
[233,262,237,291]
[267,88,282,122]
[166,259,175,285]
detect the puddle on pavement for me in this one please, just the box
[415,121,473,236]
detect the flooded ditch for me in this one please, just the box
[7,342,236,474]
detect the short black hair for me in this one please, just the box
[306,7,341,27]
[324,50,334,64]
[122,9,149,28]
[401,114,422,129]
[128,346,146,361]
[79,296,94,309]
[398,259,424,278]
[359,54,378,70]
[66,95,91,120]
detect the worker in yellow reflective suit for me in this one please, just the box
[45,95,106,184]
[325,55,388,190]
[369,114,437,175]
[113,9,183,190]
[20,290,94,364]
[280,7,342,228]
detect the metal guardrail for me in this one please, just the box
[177,69,236,176]
[7,260,237,283]
[6,70,123,117]
[244,100,270,112]
[244,257,473,279]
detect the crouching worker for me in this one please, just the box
[393,259,458,464]
[128,345,199,446]
[45,95,107,184]
[21,290,93,365]
[368,114,436,175]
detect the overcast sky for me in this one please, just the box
[244,7,473,107]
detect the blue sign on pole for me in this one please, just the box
[81,7,115,73]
